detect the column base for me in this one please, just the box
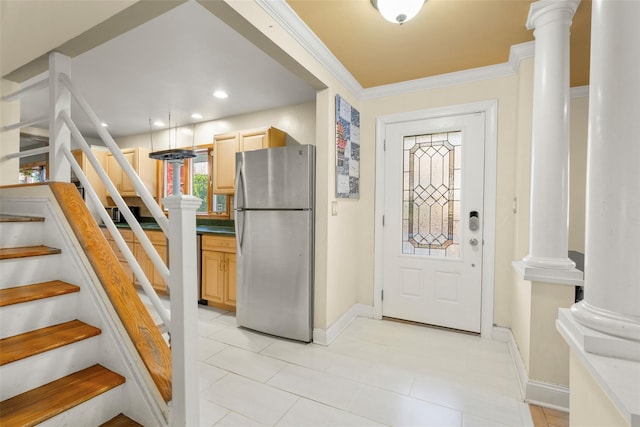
[522,254,576,270]
[557,308,640,427]
[571,301,640,344]
[512,260,584,286]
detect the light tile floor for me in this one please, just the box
[143,296,532,427]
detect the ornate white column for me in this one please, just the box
[570,0,640,345]
[515,0,583,284]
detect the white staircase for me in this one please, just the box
[0,199,162,426]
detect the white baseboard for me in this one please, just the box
[313,303,373,346]
[526,380,570,412]
[493,326,570,412]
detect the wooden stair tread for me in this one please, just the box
[0,364,125,427]
[100,413,143,427]
[0,214,44,223]
[0,319,101,366]
[0,281,80,307]
[0,245,61,260]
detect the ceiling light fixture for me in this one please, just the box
[213,90,228,99]
[190,113,203,120]
[153,120,166,127]
[371,0,425,25]
[101,122,108,127]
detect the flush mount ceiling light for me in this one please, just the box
[371,0,425,25]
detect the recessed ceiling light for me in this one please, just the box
[213,90,228,99]
[153,120,166,127]
[190,113,203,120]
[101,122,108,127]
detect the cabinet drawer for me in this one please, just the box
[202,235,236,253]
[145,230,167,246]
[101,227,134,243]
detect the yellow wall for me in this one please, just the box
[361,74,521,327]
[569,352,629,427]
[569,95,589,253]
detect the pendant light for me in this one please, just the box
[149,113,196,161]
[371,0,425,25]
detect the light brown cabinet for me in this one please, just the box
[133,230,168,294]
[201,234,236,310]
[72,148,108,207]
[102,228,134,283]
[213,127,286,194]
[105,147,156,197]
[102,227,167,294]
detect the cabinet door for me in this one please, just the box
[120,150,137,196]
[133,242,154,287]
[224,253,236,306]
[214,134,238,194]
[239,131,266,152]
[152,244,168,293]
[202,250,225,304]
[106,154,123,195]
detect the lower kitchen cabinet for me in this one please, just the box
[102,228,134,283]
[133,230,168,294]
[201,235,236,311]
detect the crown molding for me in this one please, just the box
[256,2,550,101]
[255,0,363,96]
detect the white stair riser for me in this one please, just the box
[0,293,79,339]
[0,256,64,289]
[0,337,101,401]
[0,222,45,247]
[38,383,127,427]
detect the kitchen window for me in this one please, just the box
[160,145,229,217]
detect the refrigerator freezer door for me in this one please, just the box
[236,209,313,342]
[236,145,315,210]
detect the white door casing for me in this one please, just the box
[373,100,498,338]
[383,113,485,332]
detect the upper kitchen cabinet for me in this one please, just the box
[71,148,108,207]
[106,147,156,197]
[213,133,239,195]
[213,127,286,194]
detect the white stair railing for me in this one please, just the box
[1,51,200,426]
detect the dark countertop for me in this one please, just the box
[104,219,235,236]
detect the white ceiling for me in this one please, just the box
[20,1,317,139]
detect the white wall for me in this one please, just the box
[0,79,20,185]
[0,0,136,76]
[116,102,315,150]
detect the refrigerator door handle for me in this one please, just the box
[235,156,245,211]
[236,209,244,257]
[235,157,245,256]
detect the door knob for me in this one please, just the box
[469,238,478,246]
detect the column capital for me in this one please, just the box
[526,0,580,30]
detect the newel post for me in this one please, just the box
[164,194,201,427]
[48,52,71,182]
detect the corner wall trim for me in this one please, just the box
[313,303,373,346]
[493,326,570,412]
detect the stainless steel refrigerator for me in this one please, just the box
[235,145,315,342]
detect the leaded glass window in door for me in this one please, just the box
[402,131,461,257]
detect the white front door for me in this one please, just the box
[382,113,485,333]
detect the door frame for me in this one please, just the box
[373,100,498,338]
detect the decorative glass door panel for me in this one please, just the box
[402,131,461,257]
